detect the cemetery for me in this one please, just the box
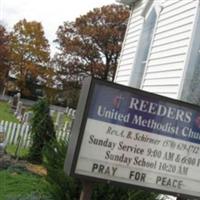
[0,95,76,199]
[0,94,75,149]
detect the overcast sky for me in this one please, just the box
[0,0,117,53]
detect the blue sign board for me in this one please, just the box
[88,83,200,145]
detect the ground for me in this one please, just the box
[0,153,51,200]
[0,154,46,175]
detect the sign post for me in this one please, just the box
[65,77,200,199]
[79,181,93,200]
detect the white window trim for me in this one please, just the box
[139,1,163,90]
[177,0,200,100]
[141,0,163,19]
[127,0,163,88]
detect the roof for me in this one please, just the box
[116,0,140,5]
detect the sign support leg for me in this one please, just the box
[79,181,93,200]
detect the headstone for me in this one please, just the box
[11,95,18,109]
[65,107,76,119]
[11,93,21,110]
[15,101,23,119]
[22,111,33,124]
[20,107,26,121]
[22,112,28,123]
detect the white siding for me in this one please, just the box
[114,0,146,85]
[140,0,198,99]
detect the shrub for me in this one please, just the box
[43,139,81,200]
[43,139,159,200]
[6,192,53,200]
[28,98,55,163]
[0,166,53,200]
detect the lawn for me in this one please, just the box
[0,100,71,124]
[0,167,53,200]
[6,145,29,159]
[0,142,55,200]
[0,100,71,200]
[0,101,18,123]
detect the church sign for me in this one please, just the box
[65,77,200,198]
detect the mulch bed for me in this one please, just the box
[0,154,47,176]
[0,154,17,170]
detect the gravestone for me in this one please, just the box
[21,107,26,117]
[67,108,76,119]
[22,112,28,123]
[22,111,33,124]
[65,106,76,119]
[11,95,18,109]
[11,93,21,110]
[15,101,23,118]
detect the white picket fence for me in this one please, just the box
[0,120,72,148]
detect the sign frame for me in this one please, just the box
[64,77,200,199]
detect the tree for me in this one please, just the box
[54,4,129,84]
[0,24,10,92]
[9,19,51,97]
[28,98,56,163]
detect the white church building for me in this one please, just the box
[115,0,200,104]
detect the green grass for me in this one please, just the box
[0,168,52,200]
[0,101,19,123]
[6,145,29,159]
[0,100,71,125]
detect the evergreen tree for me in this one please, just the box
[28,98,55,163]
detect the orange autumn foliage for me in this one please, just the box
[54,4,129,85]
[0,25,10,91]
[9,19,51,96]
